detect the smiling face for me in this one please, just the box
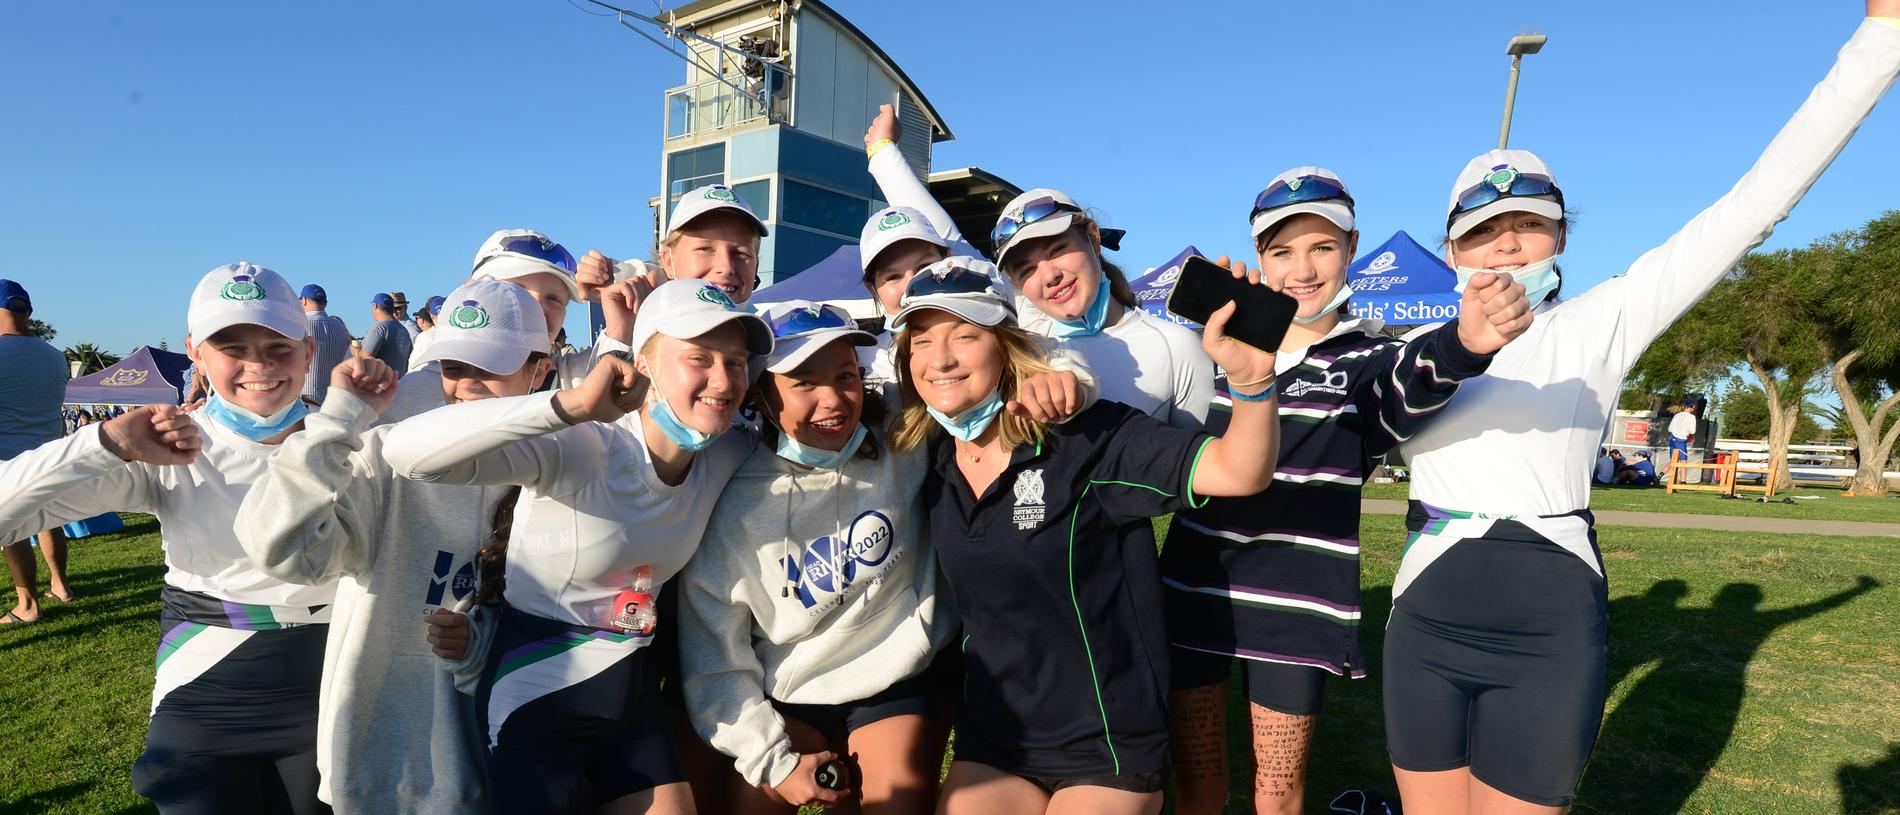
[903,309,1003,417]
[662,212,762,303]
[1256,213,1358,320]
[190,324,313,415]
[1000,224,1102,321]
[1449,210,1565,275]
[867,241,948,316]
[438,357,552,404]
[763,340,864,452]
[640,324,751,435]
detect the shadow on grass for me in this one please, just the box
[1837,743,1900,814]
[0,780,97,815]
[1574,576,1879,814]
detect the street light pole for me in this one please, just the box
[1498,34,1548,149]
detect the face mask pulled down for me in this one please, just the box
[1454,256,1560,306]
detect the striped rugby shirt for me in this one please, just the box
[1160,318,1490,677]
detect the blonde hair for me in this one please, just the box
[889,318,1055,453]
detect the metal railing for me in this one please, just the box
[664,68,790,139]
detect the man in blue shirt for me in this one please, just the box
[0,279,74,623]
[299,284,353,404]
[1617,451,1658,486]
[361,292,412,374]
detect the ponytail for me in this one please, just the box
[473,486,523,605]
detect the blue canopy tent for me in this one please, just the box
[64,346,191,406]
[1346,231,1461,325]
[1129,245,1204,330]
[751,245,876,315]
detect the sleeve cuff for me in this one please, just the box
[1425,321,1495,381]
[1183,435,1216,509]
[760,743,801,788]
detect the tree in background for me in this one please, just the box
[28,318,55,341]
[1812,211,1900,496]
[63,343,121,376]
[1717,376,1825,442]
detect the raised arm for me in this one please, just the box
[1580,10,1900,369]
[1186,301,1280,498]
[0,408,188,542]
[864,105,987,259]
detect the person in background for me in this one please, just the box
[0,278,76,624]
[1617,451,1657,487]
[300,283,353,405]
[1593,447,1616,485]
[363,292,413,376]
[1667,400,1699,482]
[407,295,447,375]
[391,292,420,339]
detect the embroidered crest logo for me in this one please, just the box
[1282,369,1350,399]
[447,300,490,330]
[877,211,912,231]
[1285,178,1305,193]
[695,285,737,309]
[220,274,265,302]
[1485,165,1519,193]
[1012,469,1046,530]
[706,186,738,202]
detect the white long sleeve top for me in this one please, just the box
[380,391,754,629]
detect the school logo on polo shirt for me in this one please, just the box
[1012,469,1046,530]
[1284,369,1349,399]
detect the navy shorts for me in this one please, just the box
[478,606,682,812]
[1170,646,1328,717]
[1382,518,1608,807]
[773,669,936,738]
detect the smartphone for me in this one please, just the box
[1165,255,1299,353]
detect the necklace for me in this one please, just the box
[958,440,986,464]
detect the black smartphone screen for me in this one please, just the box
[1165,255,1299,353]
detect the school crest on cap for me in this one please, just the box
[447,300,490,330]
[706,186,737,202]
[220,274,266,302]
[877,211,912,231]
[695,284,737,309]
[1285,178,1306,192]
[1485,166,1519,192]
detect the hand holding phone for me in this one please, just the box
[1165,255,1298,354]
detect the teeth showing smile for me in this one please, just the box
[698,397,731,408]
[928,376,966,388]
[1287,284,1322,297]
[1490,264,1524,272]
[238,382,281,392]
[811,417,845,431]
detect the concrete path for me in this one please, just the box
[1360,499,1900,538]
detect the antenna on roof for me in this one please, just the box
[570,0,788,123]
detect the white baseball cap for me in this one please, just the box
[1446,149,1565,240]
[992,188,1085,270]
[470,229,584,301]
[759,300,877,374]
[187,262,309,343]
[1249,166,1356,241]
[416,280,550,375]
[629,279,774,361]
[859,206,948,276]
[893,256,1016,329]
[666,184,769,238]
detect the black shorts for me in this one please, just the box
[1382,518,1608,808]
[1020,768,1168,795]
[773,669,936,738]
[478,606,683,812]
[1169,646,1328,717]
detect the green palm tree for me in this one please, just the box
[63,343,122,376]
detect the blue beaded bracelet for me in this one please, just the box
[1229,379,1277,403]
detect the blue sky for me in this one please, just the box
[3,1,1896,355]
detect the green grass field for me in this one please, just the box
[3,513,1897,814]
[1362,481,1900,525]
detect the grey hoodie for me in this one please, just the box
[234,390,507,814]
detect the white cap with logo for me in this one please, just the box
[666,184,769,238]
[471,228,585,301]
[629,280,775,360]
[758,300,877,374]
[858,206,947,275]
[893,256,1016,329]
[1250,166,1356,240]
[992,188,1084,270]
[187,262,309,342]
[416,280,551,375]
[1446,149,1565,240]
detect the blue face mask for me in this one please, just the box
[926,390,1005,442]
[776,423,868,470]
[1455,256,1560,307]
[1293,281,1354,325]
[1048,273,1112,338]
[882,312,901,333]
[201,392,309,442]
[647,392,718,452]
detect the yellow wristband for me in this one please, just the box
[866,138,894,159]
[1874,16,1900,30]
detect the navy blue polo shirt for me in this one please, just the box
[923,400,1212,778]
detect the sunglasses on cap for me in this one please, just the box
[1447,168,1564,228]
[903,264,1001,301]
[766,304,853,339]
[990,199,1084,248]
[1249,175,1355,224]
[483,235,577,274]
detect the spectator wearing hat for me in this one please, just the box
[390,292,420,339]
[363,293,413,374]
[406,295,446,374]
[300,284,353,404]
[0,279,74,623]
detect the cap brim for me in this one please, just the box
[190,311,308,344]
[474,256,585,301]
[892,294,1013,330]
[766,329,878,373]
[994,213,1079,269]
[419,336,538,376]
[1447,197,1563,240]
[1250,200,1355,239]
[672,205,770,238]
[665,311,775,357]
